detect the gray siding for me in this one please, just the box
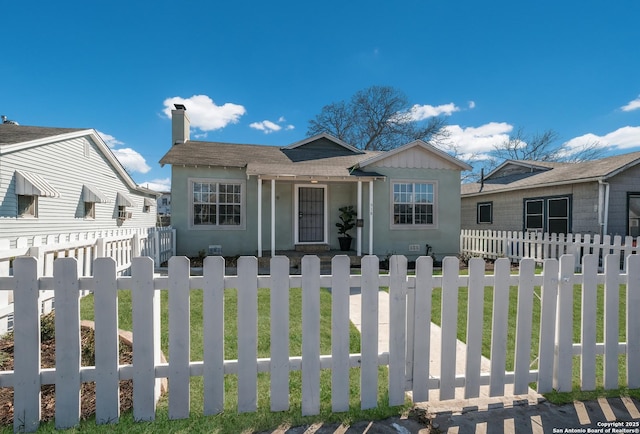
[606,164,640,237]
[461,182,601,235]
[0,135,157,243]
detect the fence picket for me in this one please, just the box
[554,254,575,392]
[388,255,407,406]
[603,254,620,389]
[270,256,290,412]
[464,258,485,399]
[440,256,459,400]
[237,256,258,413]
[537,258,559,393]
[168,256,191,419]
[360,255,379,409]
[411,256,433,402]
[330,255,351,412]
[13,257,41,433]
[489,258,510,396]
[131,257,159,421]
[581,254,598,390]
[301,255,321,416]
[627,255,640,388]
[93,258,120,424]
[54,258,81,429]
[203,256,226,415]
[514,258,535,394]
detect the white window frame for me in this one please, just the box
[17,194,37,218]
[189,178,246,230]
[390,180,437,230]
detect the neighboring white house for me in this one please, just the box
[157,192,171,215]
[0,123,160,246]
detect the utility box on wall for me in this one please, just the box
[208,245,222,255]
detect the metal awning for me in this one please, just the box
[143,197,154,207]
[15,171,61,197]
[82,184,110,203]
[116,192,134,207]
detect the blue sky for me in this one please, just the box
[2,0,639,191]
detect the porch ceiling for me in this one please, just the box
[247,162,383,181]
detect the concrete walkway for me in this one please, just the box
[348,289,542,412]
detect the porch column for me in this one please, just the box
[357,181,362,256]
[271,179,276,257]
[257,178,262,257]
[369,180,374,254]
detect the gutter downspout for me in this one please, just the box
[598,179,610,236]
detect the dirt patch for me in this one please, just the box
[0,312,137,426]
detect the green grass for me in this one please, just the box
[12,287,408,433]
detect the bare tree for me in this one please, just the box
[307,85,448,151]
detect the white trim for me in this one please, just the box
[294,184,328,244]
[389,179,438,230]
[188,177,247,231]
[15,170,61,198]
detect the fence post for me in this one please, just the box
[132,233,141,257]
[0,239,9,334]
[13,257,41,433]
[154,229,161,263]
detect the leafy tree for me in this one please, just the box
[307,85,448,151]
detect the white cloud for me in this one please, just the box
[409,103,460,121]
[250,117,295,134]
[468,101,476,109]
[139,178,171,192]
[162,94,246,131]
[442,122,513,155]
[112,147,151,174]
[97,130,151,174]
[621,96,640,112]
[96,130,124,148]
[250,120,282,134]
[564,126,640,151]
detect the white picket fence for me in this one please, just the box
[1,253,638,431]
[0,227,175,334]
[460,229,639,269]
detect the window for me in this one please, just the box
[18,195,37,217]
[84,201,96,219]
[523,196,570,234]
[192,180,244,228]
[162,198,168,206]
[477,202,493,224]
[391,181,435,227]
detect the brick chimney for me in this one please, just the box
[171,104,190,145]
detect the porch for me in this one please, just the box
[256,248,363,274]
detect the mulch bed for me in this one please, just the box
[0,312,134,426]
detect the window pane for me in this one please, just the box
[478,203,492,223]
[526,215,543,229]
[193,181,241,226]
[548,219,568,234]
[548,198,568,217]
[526,200,543,214]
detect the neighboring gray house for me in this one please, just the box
[160,105,471,259]
[0,123,160,244]
[461,152,640,238]
[157,192,171,216]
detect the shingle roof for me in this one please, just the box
[0,124,85,146]
[160,140,384,178]
[462,152,640,195]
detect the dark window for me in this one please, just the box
[524,196,570,234]
[18,195,37,218]
[477,202,493,224]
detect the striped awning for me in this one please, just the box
[82,184,110,203]
[116,192,134,207]
[15,171,61,197]
[143,197,154,207]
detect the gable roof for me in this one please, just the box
[0,124,160,197]
[358,139,472,171]
[462,152,640,196]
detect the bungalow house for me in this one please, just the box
[0,122,160,245]
[461,152,640,238]
[159,105,471,260]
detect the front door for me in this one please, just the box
[297,186,326,243]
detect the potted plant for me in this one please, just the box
[336,205,357,251]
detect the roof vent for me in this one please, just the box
[1,115,19,125]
